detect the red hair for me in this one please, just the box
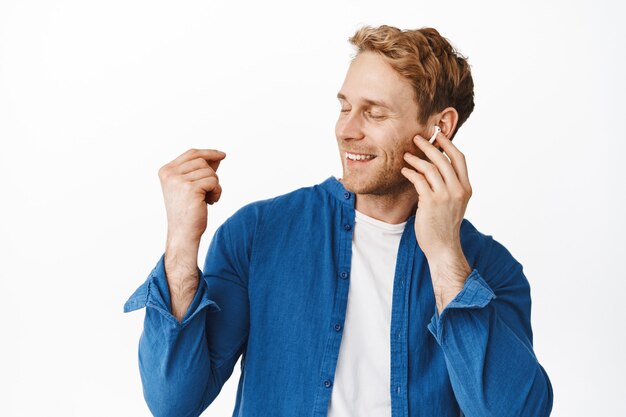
[349,25,475,138]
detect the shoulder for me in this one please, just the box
[459,218,528,291]
[230,182,327,221]
[209,181,333,269]
[220,181,332,235]
[460,218,514,264]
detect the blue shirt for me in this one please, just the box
[124,177,553,417]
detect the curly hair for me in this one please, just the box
[349,25,475,138]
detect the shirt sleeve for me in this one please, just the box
[427,239,554,417]
[123,254,220,322]
[123,210,253,417]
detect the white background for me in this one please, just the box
[1,0,624,416]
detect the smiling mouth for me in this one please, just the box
[345,152,376,161]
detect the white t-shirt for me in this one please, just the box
[327,210,406,417]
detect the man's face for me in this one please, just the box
[336,51,428,196]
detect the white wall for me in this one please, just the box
[0,0,624,415]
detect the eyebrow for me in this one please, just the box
[336,93,393,110]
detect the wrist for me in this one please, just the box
[166,232,200,260]
[426,243,470,274]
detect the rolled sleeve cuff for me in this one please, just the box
[427,269,496,343]
[123,254,221,326]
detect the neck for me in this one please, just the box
[353,183,417,224]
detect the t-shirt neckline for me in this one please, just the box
[354,210,407,233]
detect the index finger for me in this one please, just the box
[174,148,227,170]
[433,133,470,190]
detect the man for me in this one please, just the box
[125,25,553,417]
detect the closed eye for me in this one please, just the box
[366,111,386,120]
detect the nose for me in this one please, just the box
[336,111,365,142]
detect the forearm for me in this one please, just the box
[165,234,201,321]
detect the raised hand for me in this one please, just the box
[157,148,226,320]
[400,132,473,312]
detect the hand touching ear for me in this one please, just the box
[401,132,473,313]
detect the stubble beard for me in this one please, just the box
[341,160,411,197]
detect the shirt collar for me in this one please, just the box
[319,176,355,207]
[319,176,416,224]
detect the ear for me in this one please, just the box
[436,107,459,141]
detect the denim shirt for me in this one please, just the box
[124,177,553,417]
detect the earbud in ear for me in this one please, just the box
[428,126,441,144]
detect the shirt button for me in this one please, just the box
[340,271,349,279]
[334,323,342,331]
[343,223,352,231]
[324,380,333,388]
[343,192,351,200]
[399,279,405,287]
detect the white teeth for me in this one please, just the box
[346,152,375,161]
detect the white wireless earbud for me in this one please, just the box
[428,126,441,144]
